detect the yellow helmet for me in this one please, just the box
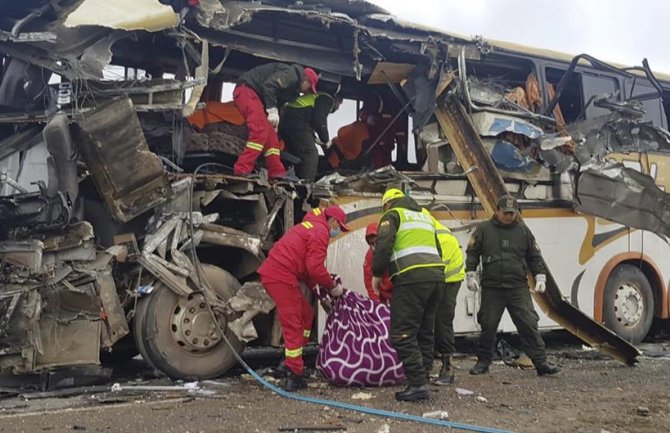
[382,188,405,206]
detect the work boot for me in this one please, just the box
[434,355,455,385]
[270,174,299,183]
[270,362,290,379]
[536,363,562,376]
[283,372,307,391]
[236,172,260,180]
[469,359,490,375]
[395,384,430,402]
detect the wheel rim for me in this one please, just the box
[613,283,644,327]
[170,293,223,352]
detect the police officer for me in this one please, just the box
[372,188,445,401]
[279,82,342,181]
[466,195,561,376]
[422,209,465,385]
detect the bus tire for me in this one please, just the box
[602,264,654,345]
[134,264,246,379]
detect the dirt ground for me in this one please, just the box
[1,339,669,433]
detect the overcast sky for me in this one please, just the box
[369,0,670,74]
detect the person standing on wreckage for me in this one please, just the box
[466,195,561,377]
[258,206,350,391]
[279,81,343,181]
[371,188,445,402]
[232,62,319,181]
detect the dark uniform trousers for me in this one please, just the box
[282,129,319,181]
[476,286,547,366]
[434,281,460,356]
[390,281,442,386]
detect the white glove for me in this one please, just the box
[330,283,344,298]
[371,276,382,297]
[466,271,480,292]
[267,107,279,127]
[322,139,333,149]
[534,274,547,294]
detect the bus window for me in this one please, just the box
[581,72,619,119]
[545,67,583,123]
[625,80,666,129]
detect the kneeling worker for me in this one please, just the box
[258,205,350,390]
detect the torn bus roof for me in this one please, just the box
[64,0,179,31]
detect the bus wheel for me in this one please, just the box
[134,264,246,379]
[602,264,654,345]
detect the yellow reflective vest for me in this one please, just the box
[385,207,444,278]
[422,209,465,283]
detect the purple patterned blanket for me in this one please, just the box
[316,290,405,387]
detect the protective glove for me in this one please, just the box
[534,274,547,294]
[466,271,480,292]
[371,276,382,297]
[320,298,332,314]
[330,273,342,287]
[266,107,279,127]
[321,139,333,150]
[330,283,344,298]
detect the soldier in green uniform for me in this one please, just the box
[372,188,445,401]
[466,195,561,377]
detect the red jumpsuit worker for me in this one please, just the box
[258,205,350,391]
[233,63,319,180]
[363,223,393,302]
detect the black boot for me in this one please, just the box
[270,362,290,379]
[395,384,430,402]
[536,363,562,376]
[469,359,490,375]
[434,355,455,385]
[283,372,307,391]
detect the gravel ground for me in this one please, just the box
[1,343,669,433]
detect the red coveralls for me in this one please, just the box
[232,84,286,178]
[258,210,334,375]
[362,223,394,302]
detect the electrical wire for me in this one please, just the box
[182,164,517,433]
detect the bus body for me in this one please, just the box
[1,0,669,379]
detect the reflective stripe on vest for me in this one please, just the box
[287,93,318,109]
[386,207,443,278]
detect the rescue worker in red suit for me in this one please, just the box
[363,223,393,302]
[233,63,319,180]
[258,206,350,391]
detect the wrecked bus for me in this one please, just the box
[0,0,667,381]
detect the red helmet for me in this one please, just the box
[365,223,378,244]
[303,67,319,94]
[324,205,350,231]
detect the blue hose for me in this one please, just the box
[242,363,517,433]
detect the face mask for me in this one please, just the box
[330,227,341,238]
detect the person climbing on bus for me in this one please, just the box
[279,81,343,181]
[232,62,318,181]
[258,205,350,391]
